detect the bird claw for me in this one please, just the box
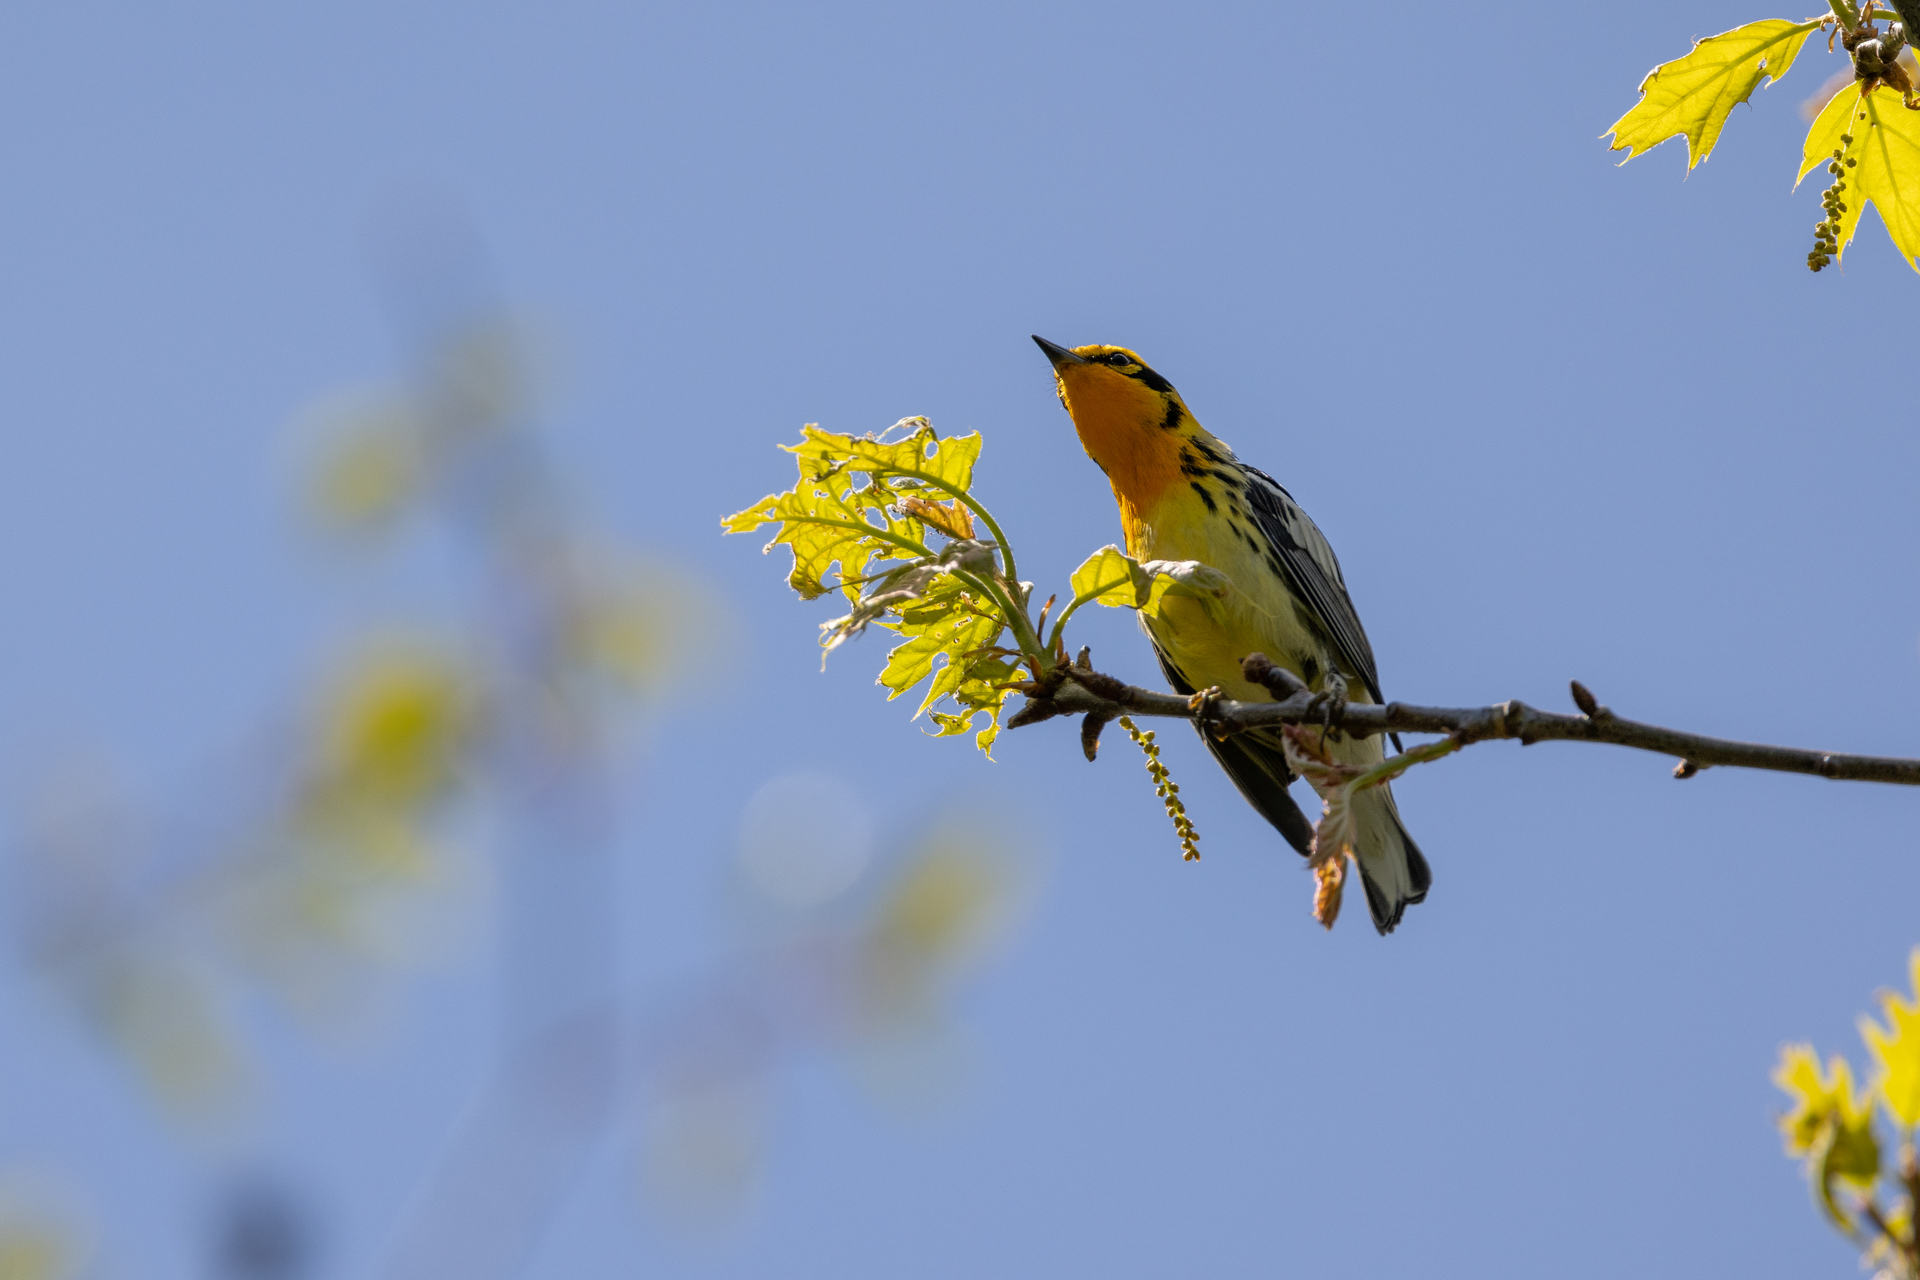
[1306,671,1348,734]
[1187,686,1228,740]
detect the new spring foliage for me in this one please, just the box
[1775,950,1920,1271]
[724,419,1211,756]
[1607,9,1920,271]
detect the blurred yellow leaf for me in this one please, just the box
[869,842,1006,972]
[315,645,478,811]
[1774,1042,1882,1224]
[1861,948,1920,1127]
[1607,19,1823,166]
[562,560,702,697]
[1777,1043,1869,1154]
[0,1223,69,1280]
[1796,84,1920,270]
[94,958,247,1116]
[305,398,425,532]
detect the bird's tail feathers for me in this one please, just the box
[1352,784,1430,936]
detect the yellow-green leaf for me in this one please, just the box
[723,430,937,600]
[725,423,994,601]
[725,420,1020,757]
[1797,84,1920,270]
[1068,546,1172,614]
[787,421,983,502]
[1607,19,1822,167]
[1065,547,1233,620]
[1861,948,1920,1127]
[924,651,1020,755]
[1774,1042,1883,1225]
[878,593,997,699]
[1777,1044,1858,1154]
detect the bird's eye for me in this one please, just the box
[1105,352,1133,367]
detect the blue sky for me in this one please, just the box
[1,2,1918,1277]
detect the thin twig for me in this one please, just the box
[1006,653,1920,787]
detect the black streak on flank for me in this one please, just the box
[1158,399,1185,432]
[1190,482,1217,512]
[1192,438,1226,465]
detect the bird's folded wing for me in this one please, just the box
[1239,465,1384,706]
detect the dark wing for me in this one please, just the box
[1239,465,1384,705]
[1155,648,1315,858]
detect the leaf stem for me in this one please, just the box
[1045,580,1126,654]
[780,513,938,564]
[865,464,1021,584]
[785,512,1045,671]
[1831,0,1864,30]
[1349,736,1463,792]
[953,570,1046,667]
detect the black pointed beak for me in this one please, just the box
[1032,335,1087,366]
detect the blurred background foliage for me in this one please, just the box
[2,240,1032,1278]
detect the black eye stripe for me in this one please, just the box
[1098,350,1176,394]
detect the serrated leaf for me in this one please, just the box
[925,652,1020,755]
[726,420,1021,757]
[724,430,941,600]
[788,421,984,501]
[1798,83,1920,269]
[1607,18,1822,167]
[1860,948,1920,1127]
[879,590,998,698]
[1774,1042,1883,1226]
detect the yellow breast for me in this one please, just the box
[1133,485,1320,703]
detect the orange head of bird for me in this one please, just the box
[1032,335,1195,515]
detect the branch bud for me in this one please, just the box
[1081,710,1116,762]
[1241,652,1307,699]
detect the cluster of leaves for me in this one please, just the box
[1775,949,1920,1276]
[1607,0,1920,272]
[724,418,1224,758]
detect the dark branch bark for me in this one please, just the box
[1004,653,1920,786]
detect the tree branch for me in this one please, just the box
[1004,652,1920,786]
